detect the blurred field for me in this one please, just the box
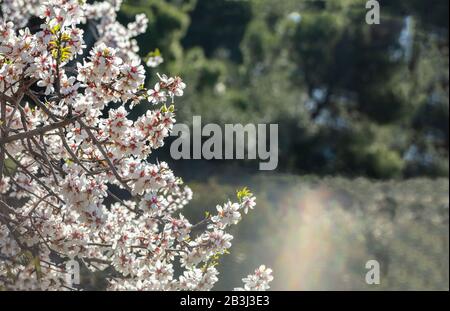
[185,174,449,290]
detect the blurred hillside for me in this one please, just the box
[119,0,449,179]
[187,175,449,290]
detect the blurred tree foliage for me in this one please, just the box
[121,0,449,179]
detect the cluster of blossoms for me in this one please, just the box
[235,265,274,291]
[0,0,272,291]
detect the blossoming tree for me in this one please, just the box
[0,0,273,291]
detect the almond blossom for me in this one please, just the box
[235,265,274,291]
[0,0,273,291]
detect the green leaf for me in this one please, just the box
[51,24,61,35]
[237,187,253,202]
[33,257,42,280]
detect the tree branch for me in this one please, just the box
[0,116,81,145]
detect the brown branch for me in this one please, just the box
[3,149,65,204]
[78,119,132,193]
[0,116,80,145]
[0,98,6,182]
[3,166,60,210]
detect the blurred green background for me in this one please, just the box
[111,0,448,290]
